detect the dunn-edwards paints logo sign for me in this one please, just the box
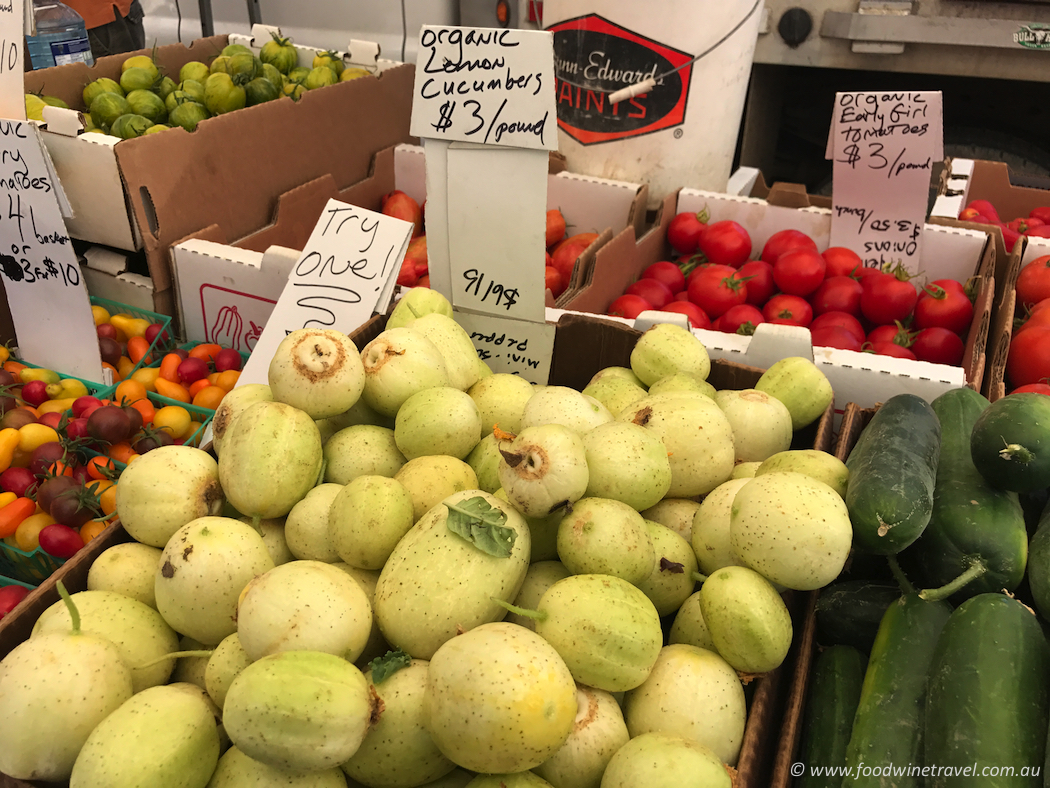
[1015,23,1050,49]
[546,14,692,145]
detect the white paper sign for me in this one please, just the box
[826,91,943,273]
[0,120,102,380]
[238,199,413,386]
[410,25,557,151]
[0,0,24,121]
[454,310,555,384]
[446,143,548,324]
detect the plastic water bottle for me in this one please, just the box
[26,0,94,70]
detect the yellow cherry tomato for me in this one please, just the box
[153,405,192,439]
[15,511,57,552]
[130,367,162,392]
[19,367,59,385]
[0,491,16,509]
[79,519,109,544]
[91,305,111,326]
[45,378,89,400]
[17,423,59,453]
[37,397,77,415]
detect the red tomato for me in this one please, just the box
[687,268,750,319]
[1016,256,1050,309]
[715,304,765,335]
[71,396,103,419]
[396,259,418,287]
[811,325,863,352]
[545,266,565,298]
[760,229,818,264]
[860,273,918,326]
[773,249,826,297]
[625,278,674,309]
[810,276,862,316]
[658,301,711,330]
[667,212,706,255]
[762,294,813,327]
[545,209,566,248]
[967,200,1000,221]
[550,240,590,284]
[607,295,652,320]
[870,341,917,360]
[852,266,884,282]
[1009,217,1043,235]
[1032,298,1050,316]
[641,261,686,294]
[1012,382,1050,395]
[867,323,914,347]
[685,263,736,287]
[1007,326,1050,388]
[1029,207,1050,224]
[929,278,966,295]
[738,260,775,306]
[697,220,752,268]
[811,311,866,342]
[958,207,988,222]
[822,247,864,278]
[0,584,29,620]
[911,327,964,366]
[37,411,63,431]
[674,290,690,302]
[1000,222,1023,252]
[1018,310,1050,334]
[913,284,974,334]
[38,523,83,559]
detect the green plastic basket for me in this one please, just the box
[90,295,173,380]
[13,360,116,402]
[0,542,64,585]
[147,341,251,413]
[0,573,38,590]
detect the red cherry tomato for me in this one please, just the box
[38,523,84,559]
[762,294,813,327]
[0,584,29,620]
[697,220,752,268]
[911,327,965,366]
[822,247,864,278]
[657,301,711,330]
[738,260,775,306]
[666,212,706,255]
[811,311,866,343]
[760,229,818,264]
[641,261,686,294]
[810,276,862,317]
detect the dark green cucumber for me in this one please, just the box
[900,387,1027,601]
[1027,497,1050,621]
[845,394,941,555]
[797,645,867,788]
[970,392,1050,493]
[815,580,901,654]
[925,594,1050,788]
[842,593,952,788]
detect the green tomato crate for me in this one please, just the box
[146,341,251,412]
[0,573,38,590]
[0,540,64,586]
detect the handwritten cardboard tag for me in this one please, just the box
[410,25,557,151]
[0,0,25,120]
[445,143,548,323]
[0,120,102,380]
[238,199,413,386]
[825,91,943,274]
[454,309,555,384]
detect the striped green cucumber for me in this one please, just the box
[970,392,1050,494]
[814,580,901,654]
[1027,497,1050,620]
[842,593,952,788]
[797,645,867,788]
[925,594,1050,788]
[900,387,1027,601]
[845,394,941,555]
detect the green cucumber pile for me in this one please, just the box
[798,389,1050,788]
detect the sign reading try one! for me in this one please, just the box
[826,91,943,275]
[237,199,413,386]
[410,25,557,151]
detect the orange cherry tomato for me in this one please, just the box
[127,335,151,365]
[191,385,226,410]
[159,353,183,383]
[116,356,136,381]
[188,343,222,365]
[86,456,117,481]
[114,379,148,406]
[79,519,109,544]
[154,378,191,403]
[214,370,241,391]
[107,442,138,465]
[128,397,155,426]
[188,378,212,397]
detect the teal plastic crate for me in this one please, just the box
[90,295,173,380]
[0,573,38,590]
[147,341,250,412]
[0,541,64,585]
[13,360,115,402]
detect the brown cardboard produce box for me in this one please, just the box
[0,310,833,788]
[24,39,416,321]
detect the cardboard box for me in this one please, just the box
[560,187,995,420]
[170,144,647,345]
[24,38,415,320]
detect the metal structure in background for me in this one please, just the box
[740,0,1050,193]
[195,0,259,38]
[245,0,261,27]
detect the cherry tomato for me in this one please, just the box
[811,325,863,352]
[50,486,100,529]
[811,311,866,343]
[822,247,864,278]
[697,220,752,268]
[913,284,974,334]
[687,268,750,319]
[1016,256,1050,309]
[0,467,35,497]
[762,294,813,327]
[657,301,711,329]
[625,279,674,309]
[860,272,918,326]
[911,327,964,366]
[38,523,83,559]
[773,249,826,297]
[1007,326,1050,389]
[738,260,775,306]
[810,276,862,317]
[666,212,706,255]
[760,229,817,264]
[153,406,193,439]
[87,405,132,445]
[870,341,917,360]
[607,295,651,320]
[0,584,29,620]
[714,304,765,335]
[28,441,66,477]
[641,261,686,294]
[71,395,103,419]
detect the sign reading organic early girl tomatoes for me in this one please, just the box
[825,91,943,275]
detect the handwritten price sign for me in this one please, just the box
[410,26,557,151]
[237,198,413,386]
[454,310,555,384]
[826,91,943,274]
[0,0,25,119]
